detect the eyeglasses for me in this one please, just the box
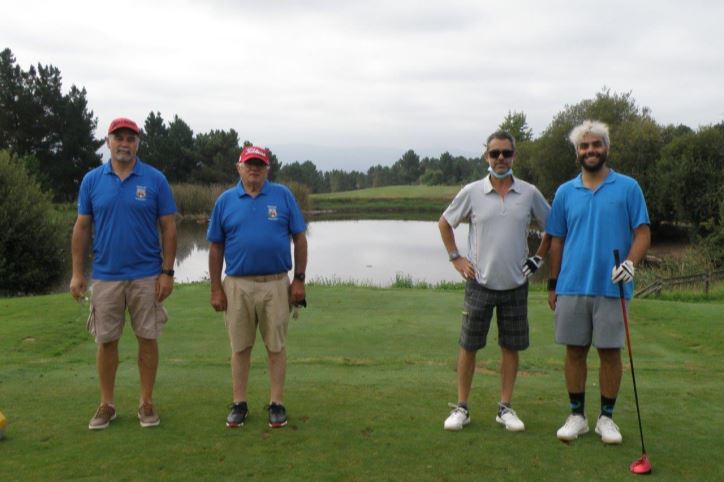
[487,149,514,159]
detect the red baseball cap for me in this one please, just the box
[238,146,270,165]
[108,117,140,135]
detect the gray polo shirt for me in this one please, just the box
[443,175,550,290]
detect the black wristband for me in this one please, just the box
[547,278,557,291]
[294,272,306,282]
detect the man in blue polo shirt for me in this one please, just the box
[546,120,650,445]
[208,145,307,429]
[70,117,177,430]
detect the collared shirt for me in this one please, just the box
[77,158,176,281]
[443,175,550,290]
[207,180,306,276]
[545,169,650,299]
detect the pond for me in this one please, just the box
[172,219,546,286]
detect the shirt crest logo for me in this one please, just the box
[136,185,147,200]
[267,205,278,220]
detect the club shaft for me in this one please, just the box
[618,296,647,454]
[614,249,647,455]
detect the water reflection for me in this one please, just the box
[173,220,545,286]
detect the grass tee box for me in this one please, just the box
[1,284,722,480]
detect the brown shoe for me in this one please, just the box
[89,404,116,430]
[138,402,160,427]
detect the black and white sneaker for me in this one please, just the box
[268,402,288,428]
[226,402,248,428]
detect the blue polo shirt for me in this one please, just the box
[546,170,649,300]
[77,159,176,281]
[207,180,306,276]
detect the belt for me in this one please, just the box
[229,273,287,282]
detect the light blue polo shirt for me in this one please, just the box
[77,158,177,281]
[207,180,306,276]
[546,170,649,300]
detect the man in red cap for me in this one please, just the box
[71,117,177,430]
[207,145,307,429]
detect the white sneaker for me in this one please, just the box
[556,414,589,441]
[496,407,525,432]
[595,415,623,444]
[444,403,470,431]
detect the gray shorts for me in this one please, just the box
[459,280,529,351]
[555,296,625,348]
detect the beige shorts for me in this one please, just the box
[223,273,290,353]
[87,276,168,343]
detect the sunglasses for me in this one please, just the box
[487,149,514,159]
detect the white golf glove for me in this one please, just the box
[522,255,543,278]
[611,259,635,284]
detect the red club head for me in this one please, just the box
[630,454,652,474]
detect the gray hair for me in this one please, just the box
[484,130,516,154]
[568,120,610,148]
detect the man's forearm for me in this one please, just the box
[209,243,225,290]
[438,216,458,254]
[71,221,90,276]
[160,220,177,270]
[534,233,552,258]
[626,225,651,265]
[292,234,308,274]
[548,236,564,280]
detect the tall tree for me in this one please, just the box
[498,110,533,143]
[531,89,656,199]
[193,129,241,184]
[394,149,421,184]
[0,48,102,200]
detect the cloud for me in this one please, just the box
[3,0,724,167]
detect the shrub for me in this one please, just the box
[172,181,313,218]
[171,183,230,216]
[285,181,313,213]
[0,150,66,295]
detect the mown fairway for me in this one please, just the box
[311,185,461,220]
[1,284,722,481]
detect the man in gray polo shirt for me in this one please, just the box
[439,130,550,432]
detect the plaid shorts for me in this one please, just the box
[459,280,529,351]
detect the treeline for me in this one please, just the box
[1,48,722,294]
[135,91,722,254]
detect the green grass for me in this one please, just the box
[313,185,462,200]
[1,285,722,481]
[310,185,460,220]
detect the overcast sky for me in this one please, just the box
[3,0,724,169]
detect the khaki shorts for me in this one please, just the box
[223,274,290,353]
[87,276,168,343]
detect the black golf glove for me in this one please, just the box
[522,255,543,278]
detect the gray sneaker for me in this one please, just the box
[138,402,160,428]
[89,404,117,430]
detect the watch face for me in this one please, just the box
[295,273,305,281]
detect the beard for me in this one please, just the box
[578,151,607,172]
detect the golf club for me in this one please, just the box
[613,249,652,475]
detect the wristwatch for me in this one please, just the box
[161,269,175,277]
[448,250,461,262]
[294,272,306,282]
